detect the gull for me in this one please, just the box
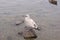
[16,14,40,31]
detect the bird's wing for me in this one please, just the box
[30,19,38,28]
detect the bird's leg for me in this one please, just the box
[34,27,40,31]
[36,27,40,31]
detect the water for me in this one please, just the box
[0,0,60,40]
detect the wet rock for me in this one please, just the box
[15,21,24,26]
[18,27,37,39]
[49,0,57,5]
[23,30,37,39]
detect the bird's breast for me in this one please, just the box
[24,18,34,27]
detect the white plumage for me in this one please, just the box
[24,14,40,30]
[16,14,40,31]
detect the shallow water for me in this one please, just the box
[0,0,60,40]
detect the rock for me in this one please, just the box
[23,30,37,39]
[15,21,24,25]
[18,27,37,39]
[18,32,23,36]
[49,0,57,5]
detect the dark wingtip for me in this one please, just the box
[37,28,40,31]
[34,28,40,31]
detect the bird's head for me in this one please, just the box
[22,14,30,18]
[25,14,30,17]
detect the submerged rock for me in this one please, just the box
[23,30,37,39]
[18,27,37,39]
